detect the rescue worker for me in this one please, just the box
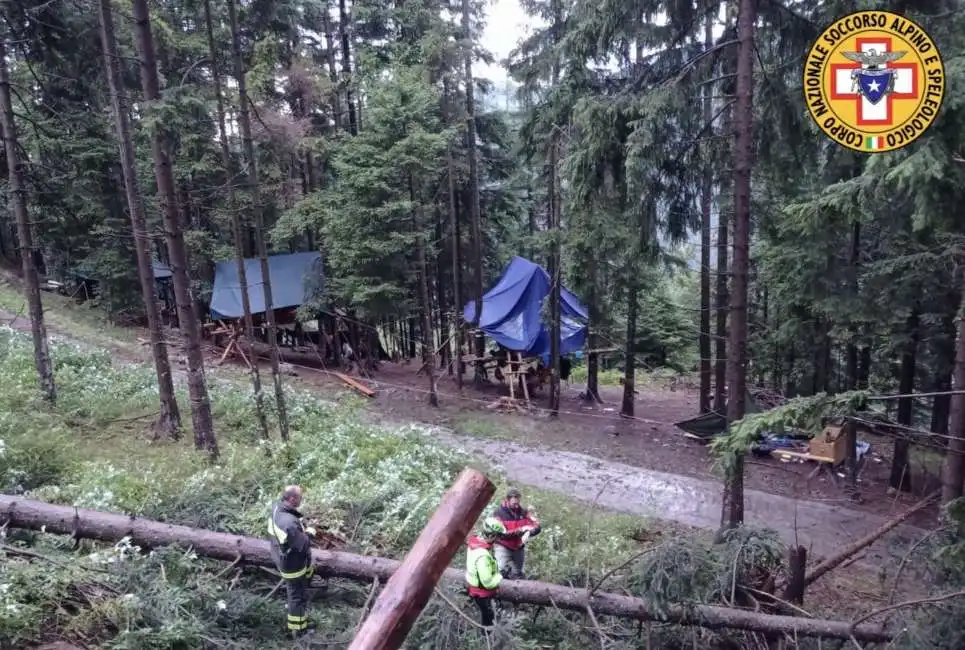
[492,488,541,579]
[465,517,505,627]
[267,485,317,637]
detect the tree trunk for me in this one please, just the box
[338,0,358,135]
[433,208,448,372]
[0,39,55,403]
[941,269,965,504]
[320,9,341,130]
[227,0,289,441]
[621,276,637,418]
[713,199,728,410]
[99,0,180,437]
[203,0,269,442]
[411,174,438,407]
[584,259,602,403]
[547,133,561,416]
[131,0,217,459]
[931,310,955,434]
[719,0,755,534]
[460,0,485,385]
[0,495,892,642]
[447,150,463,390]
[890,306,919,492]
[698,9,714,415]
[348,468,494,648]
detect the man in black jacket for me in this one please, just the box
[267,485,317,637]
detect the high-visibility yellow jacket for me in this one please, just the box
[465,536,502,597]
[267,501,314,580]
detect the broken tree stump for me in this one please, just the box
[782,545,807,605]
[0,494,892,643]
[348,467,495,650]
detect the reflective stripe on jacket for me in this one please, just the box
[267,501,313,579]
[465,536,502,597]
[493,501,540,550]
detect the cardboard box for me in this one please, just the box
[808,425,846,465]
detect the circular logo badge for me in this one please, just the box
[803,11,945,153]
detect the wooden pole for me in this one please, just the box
[348,467,495,650]
[0,494,892,642]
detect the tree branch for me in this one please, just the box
[851,589,965,629]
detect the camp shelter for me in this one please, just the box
[209,251,323,320]
[674,391,762,441]
[463,256,588,359]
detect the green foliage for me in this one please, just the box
[2,326,740,648]
[631,527,785,616]
[710,391,872,470]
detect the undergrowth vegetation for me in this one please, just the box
[3,326,961,648]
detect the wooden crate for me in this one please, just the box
[808,425,846,465]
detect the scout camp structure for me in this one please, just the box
[463,256,588,358]
[462,256,588,401]
[206,251,326,360]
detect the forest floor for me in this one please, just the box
[0,277,939,568]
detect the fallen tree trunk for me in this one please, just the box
[0,495,890,642]
[804,491,938,588]
[349,468,494,649]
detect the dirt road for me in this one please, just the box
[414,424,925,563]
[1,306,926,565]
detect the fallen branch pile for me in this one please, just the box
[0,495,890,643]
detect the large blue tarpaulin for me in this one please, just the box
[463,256,589,359]
[209,251,323,319]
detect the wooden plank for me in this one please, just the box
[218,335,237,364]
[348,468,495,650]
[771,449,835,464]
[333,370,377,398]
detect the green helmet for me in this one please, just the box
[482,517,506,537]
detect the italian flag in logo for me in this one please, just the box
[864,136,884,151]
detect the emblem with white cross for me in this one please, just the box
[830,37,919,127]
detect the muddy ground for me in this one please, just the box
[286,357,940,528]
[0,289,939,531]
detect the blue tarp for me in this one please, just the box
[463,256,589,359]
[209,251,323,319]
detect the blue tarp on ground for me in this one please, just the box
[209,251,323,319]
[463,256,589,359]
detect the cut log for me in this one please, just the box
[0,494,890,642]
[349,468,494,649]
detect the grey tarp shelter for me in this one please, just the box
[674,390,762,441]
[209,251,323,319]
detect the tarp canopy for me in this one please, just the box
[210,252,323,320]
[674,392,762,440]
[463,256,588,359]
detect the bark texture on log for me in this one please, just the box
[349,468,494,649]
[0,495,890,643]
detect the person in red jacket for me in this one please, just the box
[492,488,541,578]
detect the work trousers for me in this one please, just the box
[285,575,310,634]
[494,544,525,579]
[472,595,495,627]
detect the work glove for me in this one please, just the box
[521,531,532,545]
[305,526,317,537]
